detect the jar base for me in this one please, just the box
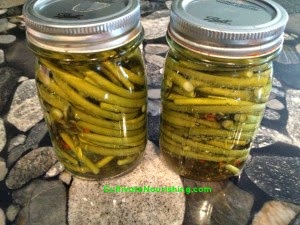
[160,150,239,182]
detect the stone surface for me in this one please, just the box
[266,99,285,110]
[45,162,64,178]
[245,156,300,204]
[7,134,26,151]
[252,201,300,225]
[253,126,292,148]
[68,141,185,225]
[59,171,72,185]
[0,49,3,65]
[0,119,5,152]
[148,99,161,116]
[0,208,5,225]
[12,179,67,225]
[183,179,254,225]
[0,9,7,15]
[6,204,20,222]
[0,18,16,32]
[145,54,165,68]
[141,10,170,40]
[7,121,48,166]
[263,108,281,120]
[6,147,57,189]
[286,89,300,145]
[0,0,26,9]
[7,79,43,132]
[148,89,161,99]
[0,67,20,113]
[144,44,169,55]
[0,158,8,181]
[0,35,16,44]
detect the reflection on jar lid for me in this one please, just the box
[168,0,289,58]
[23,0,143,53]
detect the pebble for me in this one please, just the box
[0,208,5,225]
[148,99,161,116]
[252,201,300,225]
[286,89,300,145]
[145,54,165,68]
[59,171,72,185]
[0,0,26,8]
[6,147,57,189]
[141,10,170,39]
[0,119,5,152]
[148,89,161,99]
[267,99,285,110]
[271,87,285,97]
[0,158,8,181]
[6,204,20,222]
[146,63,163,87]
[7,134,26,151]
[144,44,169,55]
[12,179,67,225]
[0,18,16,33]
[0,35,16,45]
[0,9,7,15]
[263,108,281,120]
[68,141,185,225]
[0,49,3,64]
[7,79,44,132]
[0,67,21,113]
[45,162,64,178]
[245,156,300,204]
[7,121,48,166]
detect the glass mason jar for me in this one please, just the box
[23,0,147,179]
[160,0,288,181]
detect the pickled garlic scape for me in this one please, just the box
[160,0,288,181]
[23,0,147,179]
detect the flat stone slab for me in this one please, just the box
[68,141,185,225]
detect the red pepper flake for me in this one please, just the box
[82,128,90,133]
[205,113,216,122]
[61,141,70,150]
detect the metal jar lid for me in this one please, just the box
[23,0,143,53]
[168,0,289,58]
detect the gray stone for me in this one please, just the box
[0,67,20,113]
[267,99,285,110]
[45,162,64,178]
[6,204,20,222]
[145,54,165,68]
[0,0,26,8]
[289,213,300,225]
[183,179,254,225]
[148,89,161,99]
[272,77,282,87]
[7,79,44,132]
[0,35,16,44]
[140,1,168,14]
[0,49,3,64]
[271,87,285,97]
[263,108,281,120]
[148,99,161,116]
[146,63,163,87]
[0,9,7,15]
[7,121,48,166]
[0,18,16,33]
[68,141,185,225]
[252,201,300,225]
[253,126,292,148]
[245,156,300,204]
[0,158,8,181]
[141,10,170,40]
[0,208,5,225]
[144,44,169,55]
[59,171,72,185]
[6,147,57,189]
[7,134,26,151]
[12,179,66,225]
[0,119,5,152]
[286,90,300,146]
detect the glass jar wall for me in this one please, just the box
[33,41,147,179]
[160,36,276,181]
